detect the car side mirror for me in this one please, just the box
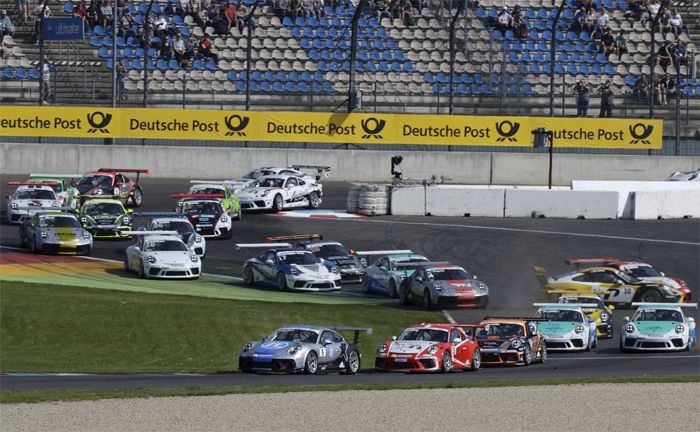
[624,316,630,322]
[415,276,423,282]
[688,317,695,323]
[322,338,333,346]
[608,305,615,310]
[265,259,274,266]
[391,336,397,341]
[452,337,462,343]
[127,208,134,213]
[660,272,666,277]
[70,180,77,186]
[473,275,479,280]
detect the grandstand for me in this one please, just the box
[1,0,699,137]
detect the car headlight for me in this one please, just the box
[40,231,48,239]
[243,343,252,352]
[147,255,156,264]
[82,232,91,239]
[190,255,198,263]
[195,235,202,243]
[10,202,18,210]
[360,257,367,266]
[290,267,301,276]
[400,274,406,279]
[288,343,302,355]
[52,201,60,207]
[95,189,103,195]
[80,216,88,224]
[600,312,609,322]
[220,215,229,223]
[625,324,635,333]
[378,343,388,354]
[426,345,438,355]
[675,325,685,334]
[575,325,585,334]
[511,339,523,349]
[122,216,131,225]
[477,282,488,292]
[332,266,340,274]
[261,190,270,197]
[434,282,443,291]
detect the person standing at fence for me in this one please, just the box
[40,61,51,104]
[597,80,614,117]
[573,79,591,117]
[116,59,127,101]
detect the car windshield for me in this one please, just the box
[537,309,583,322]
[559,297,605,308]
[15,189,55,200]
[84,202,124,215]
[428,268,471,280]
[624,265,663,278]
[37,216,81,228]
[399,328,448,342]
[182,201,221,213]
[477,323,525,338]
[152,220,194,235]
[634,309,683,322]
[255,178,284,188]
[78,175,112,188]
[391,257,429,271]
[278,252,318,265]
[310,244,349,258]
[271,329,319,344]
[190,186,224,195]
[615,271,637,284]
[144,239,188,252]
[29,179,63,193]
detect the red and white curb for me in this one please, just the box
[271,210,367,219]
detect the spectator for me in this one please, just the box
[400,0,415,26]
[237,1,255,34]
[116,58,127,101]
[661,73,675,102]
[614,31,628,56]
[512,6,528,38]
[289,0,302,19]
[32,2,51,44]
[271,0,288,20]
[600,28,615,56]
[570,8,586,33]
[72,2,90,33]
[159,38,173,61]
[173,34,187,64]
[312,0,324,19]
[632,75,649,103]
[39,61,51,104]
[583,7,597,35]
[597,80,614,117]
[592,8,609,40]
[222,0,236,31]
[653,76,666,105]
[641,0,660,27]
[15,0,30,24]
[0,10,15,38]
[198,35,218,61]
[666,9,688,39]
[672,40,688,68]
[573,79,591,117]
[655,42,672,68]
[86,1,100,30]
[99,0,114,29]
[495,6,511,34]
[300,0,315,19]
[0,36,4,58]
[374,0,391,19]
[119,9,136,39]
[152,12,169,39]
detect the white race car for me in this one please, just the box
[5,183,63,224]
[534,303,598,351]
[238,175,323,212]
[621,303,697,352]
[135,212,207,258]
[238,165,330,188]
[124,231,201,279]
[666,169,699,181]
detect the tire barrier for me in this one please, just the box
[352,184,391,216]
[346,183,361,213]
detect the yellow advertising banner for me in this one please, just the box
[0,106,663,149]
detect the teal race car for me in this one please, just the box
[620,303,697,352]
[534,303,598,352]
[360,251,430,297]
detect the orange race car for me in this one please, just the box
[475,317,548,366]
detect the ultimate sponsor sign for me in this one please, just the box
[41,17,85,41]
[0,106,662,149]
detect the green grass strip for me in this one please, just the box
[2,374,698,404]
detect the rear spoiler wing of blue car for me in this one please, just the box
[331,326,373,345]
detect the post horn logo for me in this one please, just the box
[86,112,112,133]
[629,123,653,145]
[360,117,386,139]
[224,114,249,136]
[495,120,520,142]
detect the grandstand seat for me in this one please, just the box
[2,69,14,79]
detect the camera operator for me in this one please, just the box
[573,79,591,117]
[597,80,615,117]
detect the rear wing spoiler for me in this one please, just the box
[266,234,323,243]
[81,194,120,201]
[99,168,149,183]
[631,303,697,308]
[133,212,187,219]
[533,303,593,309]
[123,230,179,236]
[329,326,373,345]
[15,206,75,212]
[8,181,62,187]
[482,317,549,322]
[30,173,82,178]
[235,243,293,249]
[355,250,413,256]
[290,165,331,179]
[565,257,619,271]
[414,261,452,267]
[170,193,225,199]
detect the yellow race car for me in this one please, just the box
[77,197,133,239]
[558,295,615,338]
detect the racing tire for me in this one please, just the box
[342,350,361,375]
[620,339,630,353]
[399,284,409,305]
[361,274,371,294]
[271,194,284,213]
[137,261,145,279]
[388,279,398,298]
[539,341,547,363]
[30,236,38,253]
[234,210,242,221]
[131,187,143,208]
[477,296,489,309]
[468,348,481,371]
[304,351,319,375]
[123,257,129,272]
[276,272,288,291]
[521,347,532,366]
[422,290,433,310]
[639,288,663,303]
[440,351,452,373]
[685,339,693,352]
[243,266,255,286]
[307,192,321,209]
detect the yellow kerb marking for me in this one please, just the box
[0,261,122,276]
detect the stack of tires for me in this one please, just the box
[355,184,390,216]
[346,183,361,213]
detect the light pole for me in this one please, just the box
[532,127,554,189]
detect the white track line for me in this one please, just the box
[549,355,700,360]
[442,310,457,324]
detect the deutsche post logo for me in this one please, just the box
[86,111,112,133]
[224,114,249,136]
[360,117,386,139]
[495,120,520,142]
[629,123,653,145]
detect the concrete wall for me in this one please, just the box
[2,142,699,184]
[424,187,505,217]
[504,190,619,219]
[632,190,700,219]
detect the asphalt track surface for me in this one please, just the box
[1,176,699,391]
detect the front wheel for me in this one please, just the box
[440,351,452,373]
[304,351,318,375]
[468,348,481,371]
[361,274,371,293]
[539,341,547,364]
[271,194,284,213]
[131,187,143,207]
[307,191,321,209]
[388,279,398,298]
[276,272,288,291]
[422,289,433,310]
[521,347,532,366]
[399,284,409,305]
[243,266,255,285]
[343,350,360,375]
[639,288,663,303]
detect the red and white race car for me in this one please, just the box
[375,323,482,372]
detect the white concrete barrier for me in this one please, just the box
[424,186,505,217]
[390,187,426,216]
[632,190,700,219]
[504,190,619,219]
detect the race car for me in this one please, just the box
[77,197,133,239]
[188,181,242,220]
[75,168,149,207]
[239,325,370,374]
[564,258,691,302]
[172,195,232,239]
[399,263,489,309]
[620,303,697,352]
[237,175,323,212]
[28,173,81,207]
[558,295,615,338]
[475,317,548,366]
[123,231,201,279]
[238,165,331,188]
[533,264,685,306]
[266,234,365,284]
[534,303,598,351]
[135,212,207,257]
[361,251,429,297]
[238,243,342,291]
[666,169,699,181]
[375,323,482,372]
[5,182,63,224]
[19,210,93,255]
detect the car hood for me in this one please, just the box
[633,321,680,334]
[10,199,55,208]
[253,341,296,355]
[537,321,579,335]
[45,227,84,242]
[150,251,193,264]
[432,280,474,292]
[289,264,330,275]
[388,341,436,354]
[637,276,681,290]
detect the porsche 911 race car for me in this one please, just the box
[534,303,598,351]
[620,303,697,352]
[188,181,242,220]
[238,165,331,188]
[75,168,148,207]
[135,212,207,257]
[172,195,232,239]
[5,182,63,224]
[476,317,548,366]
[28,173,81,208]
[237,175,323,212]
[533,264,684,306]
[558,295,615,338]
[266,234,365,284]
[239,325,371,374]
[19,210,92,255]
[399,263,489,309]
[375,323,482,372]
[238,243,341,291]
[666,169,699,181]
[123,231,201,279]
[361,251,428,297]
[78,198,133,239]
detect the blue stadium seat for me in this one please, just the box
[193,59,205,70]
[554,64,564,74]
[579,64,590,74]
[98,47,110,58]
[261,81,272,92]
[123,48,135,59]
[530,64,540,74]
[424,72,434,84]
[313,71,325,82]
[127,37,139,47]
[604,65,615,75]
[15,68,27,79]
[156,59,169,71]
[272,82,283,92]
[63,3,73,14]
[206,60,217,71]
[624,76,636,87]
[298,82,309,93]
[102,36,113,47]
[227,70,237,81]
[236,82,245,92]
[89,36,101,47]
[595,53,607,63]
[566,64,578,74]
[2,69,15,79]
[285,82,297,93]
[28,68,39,80]
[132,59,143,70]
[252,71,262,82]
[169,60,181,70]
[250,82,260,93]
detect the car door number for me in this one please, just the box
[605,287,633,301]
[319,347,327,357]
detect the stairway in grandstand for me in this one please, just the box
[0,0,698,136]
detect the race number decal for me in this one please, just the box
[319,348,327,357]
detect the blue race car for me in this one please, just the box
[360,251,430,297]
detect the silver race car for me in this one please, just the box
[135,212,207,258]
[238,165,331,188]
[5,182,63,224]
[237,175,323,212]
[620,303,697,352]
[19,210,93,255]
[239,325,372,374]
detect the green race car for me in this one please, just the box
[28,173,81,208]
[178,181,242,220]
